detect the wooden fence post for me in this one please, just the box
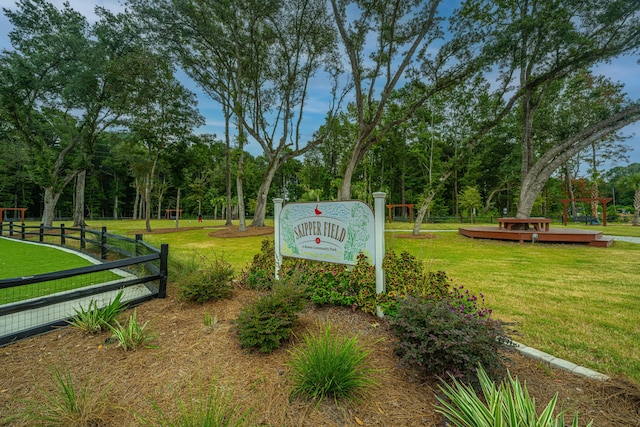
[158,244,169,298]
[60,224,65,245]
[135,234,143,257]
[101,227,107,260]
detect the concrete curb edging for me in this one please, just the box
[512,340,610,381]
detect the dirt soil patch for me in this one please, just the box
[1,284,639,426]
[396,233,437,239]
[125,225,274,238]
[207,225,274,238]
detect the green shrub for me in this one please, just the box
[179,253,235,303]
[108,309,158,351]
[305,261,355,307]
[238,239,277,290]
[239,241,459,318]
[436,364,593,427]
[288,323,378,404]
[67,289,127,334]
[423,270,451,298]
[349,253,453,317]
[235,279,307,353]
[383,251,424,294]
[391,296,512,384]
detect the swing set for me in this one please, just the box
[0,208,27,224]
[164,209,183,220]
[386,204,415,223]
[559,198,612,226]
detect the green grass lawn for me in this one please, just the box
[8,218,640,385]
[0,237,123,304]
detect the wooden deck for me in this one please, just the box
[458,226,614,247]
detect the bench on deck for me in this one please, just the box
[498,217,551,232]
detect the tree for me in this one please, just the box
[329,0,486,200]
[473,0,640,219]
[411,74,501,234]
[0,1,152,227]
[70,8,154,226]
[618,173,640,226]
[125,55,203,232]
[0,0,92,226]
[132,0,342,228]
[458,186,482,220]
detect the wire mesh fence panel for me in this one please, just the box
[0,226,167,346]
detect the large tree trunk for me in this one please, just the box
[42,187,62,227]
[413,192,436,235]
[516,105,640,218]
[339,148,360,201]
[590,144,599,219]
[517,176,547,218]
[73,170,87,227]
[174,187,181,229]
[633,189,640,226]
[412,171,452,235]
[133,179,140,220]
[251,157,281,227]
[564,166,577,219]
[236,151,246,232]
[225,113,233,227]
[144,173,152,232]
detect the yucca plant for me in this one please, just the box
[435,365,593,427]
[25,365,111,426]
[288,322,379,404]
[108,308,158,351]
[67,289,127,333]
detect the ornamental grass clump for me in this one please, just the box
[140,377,254,427]
[391,295,512,384]
[67,289,127,334]
[288,323,378,404]
[436,365,593,427]
[179,253,235,303]
[25,366,112,427]
[108,308,158,351]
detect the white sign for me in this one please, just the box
[279,201,376,265]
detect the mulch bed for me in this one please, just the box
[396,233,437,239]
[1,285,639,426]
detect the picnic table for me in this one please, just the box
[498,217,551,232]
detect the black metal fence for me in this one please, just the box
[0,223,168,346]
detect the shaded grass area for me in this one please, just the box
[0,238,124,304]
[9,219,640,385]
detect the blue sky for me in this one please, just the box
[1,0,639,171]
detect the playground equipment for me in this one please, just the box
[0,208,27,224]
[164,209,183,220]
